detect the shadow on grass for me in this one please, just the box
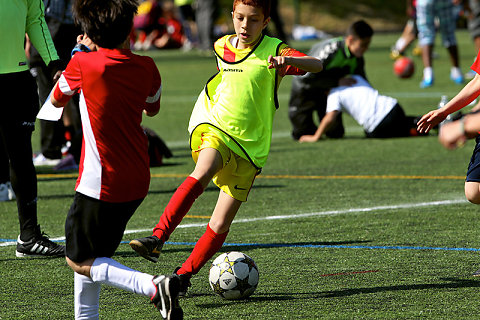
[318,277,480,298]
[115,240,373,258]
[195,277,480,308]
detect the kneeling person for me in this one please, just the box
[299,75,424,142]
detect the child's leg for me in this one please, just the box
[465,182,480,204]
[152,148,223,242]
[67,257,157,297]
[75,272,100,320]
[177,191,242,276]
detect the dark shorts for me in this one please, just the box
[366,104,413,138]
[0,70,39,129]
[65,192,143,263]
[466,136,480,182]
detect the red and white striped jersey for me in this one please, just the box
[54,48,161,202]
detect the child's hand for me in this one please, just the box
[298,135,319,143]
[417,109,447,133]
[77,34,97,51]
[268,55,288,70]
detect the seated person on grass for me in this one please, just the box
[299,75,425,142]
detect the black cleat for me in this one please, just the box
[173,267,192,297]
[151,275,183,320]
[16,233,65,258]
[129,235,163,263]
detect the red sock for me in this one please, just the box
[177,224,228,276]
[152,176,204,242]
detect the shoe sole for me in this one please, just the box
[156,276,183,320]
[15,250,64,258]
[129,239,158,263]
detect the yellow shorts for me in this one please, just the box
[191,130,258,202]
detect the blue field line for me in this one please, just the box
[2,238,480,252]
[132,241,480,252]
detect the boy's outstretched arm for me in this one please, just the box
[268,55,323,73]
[417,74,480,133]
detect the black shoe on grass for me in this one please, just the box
[173,267,192,297]
[129,235,164,263]
[16,233,65,258]
[151,275,183,320]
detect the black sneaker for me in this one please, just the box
[151,275,183,320]
[173,267,192,297]
[129,235,163,263]
[473,269,480,277]
[16,233,65,258]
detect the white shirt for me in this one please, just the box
[326,75,398,133]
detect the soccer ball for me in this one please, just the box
[209,251,259,299]
[393,56,415,79]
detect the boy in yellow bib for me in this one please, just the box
[130,0,323,296]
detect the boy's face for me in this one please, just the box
[232,3,270,49]
[346,35,371,58]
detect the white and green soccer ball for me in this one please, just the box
[209,251,259,300]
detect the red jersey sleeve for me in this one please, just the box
[471,52,480,74]
[280,44,308,76]
[53,54,82,104]
[144,58,162,114]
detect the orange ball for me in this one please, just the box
[393,57,415,79]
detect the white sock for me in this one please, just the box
[450,67,462,78]
[74,273,100,320]
[89,257,156,297]
[423,67,433,80]
[395,37,406,51]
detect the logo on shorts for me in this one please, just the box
[234,185,247,190]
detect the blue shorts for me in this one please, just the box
[466,136,480,182]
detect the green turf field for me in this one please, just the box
[2,30,480,319]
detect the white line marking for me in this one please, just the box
[0,198,467,247]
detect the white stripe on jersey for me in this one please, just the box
[58,74,76,96]
[75,92,103,199]
[146,85,162,104]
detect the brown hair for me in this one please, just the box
[233,0,271,19]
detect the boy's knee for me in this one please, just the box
[66,257,93,278]
[464,182,480,204]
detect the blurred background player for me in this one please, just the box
[174,0,198,49]
[196,0,219,52]
[288,20,374,140]
[133,0,186,50]
[129,0,323,298]
[51,0,181,318]
[0,0,65,258]
[416,0,463,88]
[390,0,421,59]
[29,0,82,167]
[298,75,426,142]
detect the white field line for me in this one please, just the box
[0,198,466,247]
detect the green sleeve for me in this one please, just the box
[26,0,59,66]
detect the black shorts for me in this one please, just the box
[65,192,143,262]
[0,70,39,129]
[466,136,480,182]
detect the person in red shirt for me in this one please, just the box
[50,0,181,319]
[418,51,480,208]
